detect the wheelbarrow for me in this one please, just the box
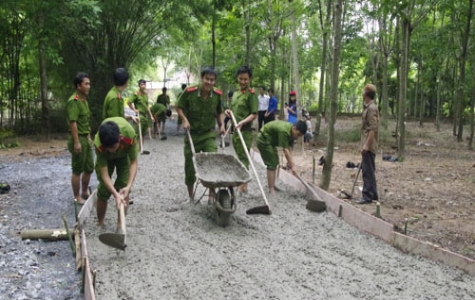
[187,131,251,227]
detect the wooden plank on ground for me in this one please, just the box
[78,189,97,228]
[75,227,82,270]
[81,230,96,300]
[392,232,475,276]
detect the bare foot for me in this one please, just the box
[75,197,87,205]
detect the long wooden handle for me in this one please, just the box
[229,111,270,207]
[119,202,126,237]
[186,130,196,155]
[297,174,310,190]
[350,162,362,198]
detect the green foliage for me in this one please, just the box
[0,128,19,149]
[308,102,319,114]
[1,0,474,141]
[442,102,475,121]
[334,124,361,143]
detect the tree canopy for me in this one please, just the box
[0,0,474,153]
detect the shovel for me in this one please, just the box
[349,161,362,199]
[99,202,127,250]
[228,111,271,215]
[296,175,327,212]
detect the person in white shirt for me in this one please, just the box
[304,116,313,143]
[257,86,270,131]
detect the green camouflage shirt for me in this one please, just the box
[94,117,139,168]
[102,86,124,120]
[230,87,258,131]
[66,91,90,134]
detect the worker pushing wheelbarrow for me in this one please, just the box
[187,131,251,226]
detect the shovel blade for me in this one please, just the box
[246,205,271,215]
[99,233,126,250]
[306,199,326,213]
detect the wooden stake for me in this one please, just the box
[81,257,86,293]
[74,200,79,222]
[375,202,381,218]
[62,215,75,257]
[338,204,343,217]
[75,228,82,270]
[404,218,408,235]
[92,270,97,291]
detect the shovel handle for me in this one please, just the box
[137,112,143,154]
[296,174,311,190]
[229,111,270,208]
[186,130,196,155]
[119,202,126,236]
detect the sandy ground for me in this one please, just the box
[82,127,475,300]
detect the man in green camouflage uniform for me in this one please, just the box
[128,79,154,141]
[156,87,170,138]
[257,120,307,195]
[94,117,139,228]
[150,102,166,137]
[176,67,225,201]
[66,72,93,204]
[225,66,258,194]
[102,68,133,121]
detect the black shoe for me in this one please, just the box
[356,198,372,204]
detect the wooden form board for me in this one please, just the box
[392,232,475,276]
[81,230,96,300]
[250,148,475,276]
[78,189,97,228]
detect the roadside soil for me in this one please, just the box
[294,117,475,260]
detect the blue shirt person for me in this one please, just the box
[265,88,278,124]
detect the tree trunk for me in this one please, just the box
[435,74,441,132]
[321,0,343,190]
[468,88,475,150]
[392,19,400,135]
[315,0,332,139]
[452,64,458,136]
[397,17,410,160]
[457,0,473,143]
[245,0,251,67]
[418,57,424,127]
[279,35,287,120]
[212,15,216,68]
[378,16,391,130]
[38,11,49,137]
[291,13,301,113]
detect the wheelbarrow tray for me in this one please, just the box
[193,152,251,189]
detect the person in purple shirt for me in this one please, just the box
[265,88,278,125]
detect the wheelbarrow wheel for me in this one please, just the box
[217,189,232,210]
[215,189,233,227]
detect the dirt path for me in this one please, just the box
[83,132,475,300]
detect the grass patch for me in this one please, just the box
[334,124,361,143]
